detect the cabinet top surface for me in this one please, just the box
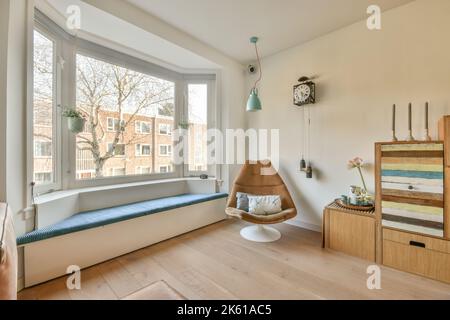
[375,141,443,146]
[326,201,375,217]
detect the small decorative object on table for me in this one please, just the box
[339,157,374,210]
[391,104,398,142]
[61,107,86,134]
[406,102,415,141]
[424,102,432,141]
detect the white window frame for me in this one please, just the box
[158,123,172,136]
[159,144,172,157]
[109,167,126,177]
[28,18,63,195]
[135,144,151,157]
[135,166,151,175]
[184,80,216,177]
[107,143,126,157]
[29,10,218,192]
[107,117,120,132]
[135,120,151,134]
[159,165,171,174]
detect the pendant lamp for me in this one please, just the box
[247,37,262,112]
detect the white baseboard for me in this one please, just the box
[284,219,321,232]
[17,277,24,293]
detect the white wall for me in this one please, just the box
[0,0,30,288]
[0,0,30,236]
[247,0,450,230]
[0,0,10,202]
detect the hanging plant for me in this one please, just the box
[61,107,86,134]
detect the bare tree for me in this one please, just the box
[76,54,174,177]
[158,102,175,118]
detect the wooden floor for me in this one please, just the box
[18,220,450,300]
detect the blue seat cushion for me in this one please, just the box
[17,193,228,246]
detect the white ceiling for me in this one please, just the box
[127,0,414,63]
[39,0,219,71]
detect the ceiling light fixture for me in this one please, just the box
[247,36,262,112]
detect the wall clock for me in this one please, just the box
[293,76,315,106]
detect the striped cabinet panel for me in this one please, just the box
[380,143,444,238]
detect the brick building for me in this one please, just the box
[33,108,207,183]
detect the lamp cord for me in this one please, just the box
[253,42,262,89]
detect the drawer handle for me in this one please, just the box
[410,241,426,248]
[408,185,414,190]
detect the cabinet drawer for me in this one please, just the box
[383,229,450,283]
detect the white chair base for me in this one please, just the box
[240,225,281,243]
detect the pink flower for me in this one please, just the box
[348,157,364,169]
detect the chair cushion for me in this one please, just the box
[248,195,282,215]
[236,192,250,211]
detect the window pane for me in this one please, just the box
[34,141,52,157]
[142,145,151,155]
[33,30,55,185]
[188,84,208,172]
[75,53,175,179]
[136,166,150,175]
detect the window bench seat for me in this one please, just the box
[17,193,228,246]
[18,192,228,287]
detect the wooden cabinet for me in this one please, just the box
[376,142,445,238]
[383,229,450,283]
[323,202,376,261]
[375,140,450,283]
[438,116,450,167]
[438,116,450,239]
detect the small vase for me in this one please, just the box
[68,117,86,134]
[348,185,361,205]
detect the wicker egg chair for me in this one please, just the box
[225,161,297,242]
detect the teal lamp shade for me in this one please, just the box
[247,88,262,112]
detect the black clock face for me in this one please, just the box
[294,82,315,106]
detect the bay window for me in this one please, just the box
[30,11,216,194]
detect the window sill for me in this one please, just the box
[33,176,218,229]
[35,177,217,205]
